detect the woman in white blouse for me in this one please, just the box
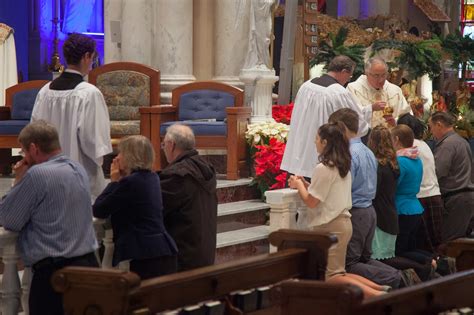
[289,122,388,298]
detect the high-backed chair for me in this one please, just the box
[140,81,251,179]
[88,62,160,146]
[0,80,49,173]
[0,80,49,147]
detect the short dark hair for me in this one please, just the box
[328,108,359,134]
[327,55,356,73]
[18,120,61,153]
[430,111,455,127]
[63,33,96,65]
[391,124,414,148]
[397,114,425,140]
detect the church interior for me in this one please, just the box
[0,0,474,314]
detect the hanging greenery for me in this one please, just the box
[309,27,365,80]
[371,38,442,80]
[441,29,474,81]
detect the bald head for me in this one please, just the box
[365,57,389,89]
[165,124,195,151]
[365,57,388,72]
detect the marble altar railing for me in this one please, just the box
[0,189,305,314]
[265,188,308,252]
[0,219,117,315]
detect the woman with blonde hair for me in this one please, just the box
[367,126,400,261]
[93,135,178,279]
[368,126,433,282]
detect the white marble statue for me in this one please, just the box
[243,0,276,70]
[0,23,18,104]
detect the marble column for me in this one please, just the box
[103,0,122,63]
[153,0,195,103]
[193,0,214,81]
[213,0,250,87]
[418,74,433,111]
[121,0,153,65]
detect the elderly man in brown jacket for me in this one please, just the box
[159,123,218,271]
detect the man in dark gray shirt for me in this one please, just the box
[429,112,474,242]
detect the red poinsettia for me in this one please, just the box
[252,138,288,196]
[272,103,294,125]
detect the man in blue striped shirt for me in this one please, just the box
[0,121,98,315]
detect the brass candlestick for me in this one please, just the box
[48,16,64,73]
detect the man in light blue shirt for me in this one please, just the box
[0,121,98,315]
[329,108,401,288]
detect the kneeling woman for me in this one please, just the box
[288,122,387,298]
[93,135,178,279]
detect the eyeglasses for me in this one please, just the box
[367,72,388,80]
[161,141,172,150]
[18,150,25,157]
[343,69,353,79]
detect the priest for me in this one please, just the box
[347,57,411,128]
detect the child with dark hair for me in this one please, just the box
[397,114,444,253]
[328,108,401,289]
[391,125,435,269]
[289,122,387,298]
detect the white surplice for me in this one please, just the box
[347,75,412,128]
[32,79,112,199]
[280,79,369,178]
[0,24,18,105]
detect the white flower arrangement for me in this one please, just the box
[245,121,289,145]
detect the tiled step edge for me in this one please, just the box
[216,225,270,249]
[218,200,269,217]
[217,178,253,189]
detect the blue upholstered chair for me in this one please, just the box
[0,80,49,148]
[140,81,251,179]
[0,80,49,173]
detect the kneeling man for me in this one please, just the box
[0,121,98,315]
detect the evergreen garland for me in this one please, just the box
[309,27,365,80]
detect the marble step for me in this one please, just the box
[216,178,261,204]
[215,225,270,264]
[217,200,269,233]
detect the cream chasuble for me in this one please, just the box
[347,75,412,128]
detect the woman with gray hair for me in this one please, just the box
[93,135,178,279]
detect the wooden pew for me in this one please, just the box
[53,231,474,315]
[52,229,337,314]
[446,238,474,271]
[280,270,474,315]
